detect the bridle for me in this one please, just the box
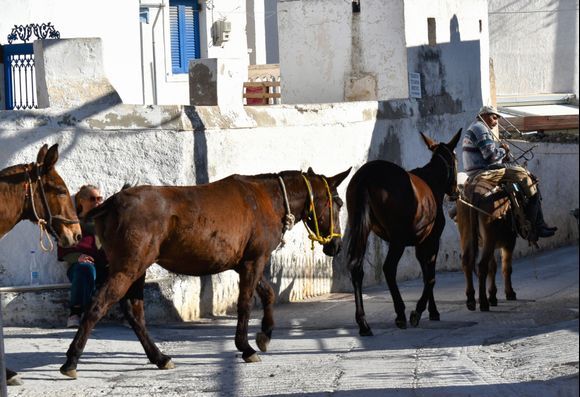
[24,164,79,251]
[300,174,341,249]
[434,144,458,200]
[278,174,342,250]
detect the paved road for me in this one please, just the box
[4,245,579,396]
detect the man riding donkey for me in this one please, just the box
[452,105,557,243]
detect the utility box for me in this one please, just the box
[212,20,231,46]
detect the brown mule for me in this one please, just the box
[60,167,351,378]
[456,180,518,312]
[0,144,81,385]
[345,130,461,334]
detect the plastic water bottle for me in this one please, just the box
[30,250,40,285]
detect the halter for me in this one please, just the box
[24,165,79,252]
[301,174,342,250]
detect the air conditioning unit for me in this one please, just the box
[212,20,231,46]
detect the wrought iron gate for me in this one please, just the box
[3,43,35,109]
[2,22,60,110]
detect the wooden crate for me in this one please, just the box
[243,81,281,105]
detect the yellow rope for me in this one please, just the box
[301,175,342,249]
[38,219,55,252]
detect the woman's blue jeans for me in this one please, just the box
[66,262,97,312]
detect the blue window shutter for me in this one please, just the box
[169,5,182,73]
[169,0,200,74]
[184,6,200,61]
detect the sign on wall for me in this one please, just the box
[408,72,422,99]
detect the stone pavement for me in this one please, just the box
[3,245,579,396]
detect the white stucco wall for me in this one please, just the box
[348,0,408,102]
[278,0,408,104]
[0,0,141,105]
[488,0,580,97]
[278,0,352,104]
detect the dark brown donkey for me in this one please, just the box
[60,167,351,378]
[345,130,461,334]
[0,144,81,385]
[456,179,518,312]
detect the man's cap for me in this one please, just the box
[478,105,501,117]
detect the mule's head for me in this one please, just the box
[302,167,351,256]
[420,129,462,200]
[30,144,81,248]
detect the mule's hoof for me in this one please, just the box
[489,297,498,306]
[243,353,261,363]
[7,375,22,386]
[256,332,271,352]
[410,311,421,327]
[395,318,407,329]
[466,301,476,311]
[429,312,440,321]
[359,328,374,337]
[506,292,517,301]
[59,367,77,379]
[480,305,490,312]
[161,359,175,370]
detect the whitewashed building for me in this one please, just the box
[0,0,279,108]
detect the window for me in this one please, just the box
[170,0,201,74]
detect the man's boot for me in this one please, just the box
[526,194,557,239]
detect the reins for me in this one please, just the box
[457,196,495,218]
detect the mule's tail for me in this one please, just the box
[345,181,371,271]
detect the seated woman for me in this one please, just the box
[58,185,107,328]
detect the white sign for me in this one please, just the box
[409,73,422,99]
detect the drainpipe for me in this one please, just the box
[140,20,146,104]
[141,1,166,105]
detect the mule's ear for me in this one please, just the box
[36,144,49,165]
[328,167,351,188]
[42,144,59,173]
[447,128,462,149]
[307,167,315,175]
[419,132,437,151]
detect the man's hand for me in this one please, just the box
[78,254,94,263]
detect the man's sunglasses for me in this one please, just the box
[89,196,103,203]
